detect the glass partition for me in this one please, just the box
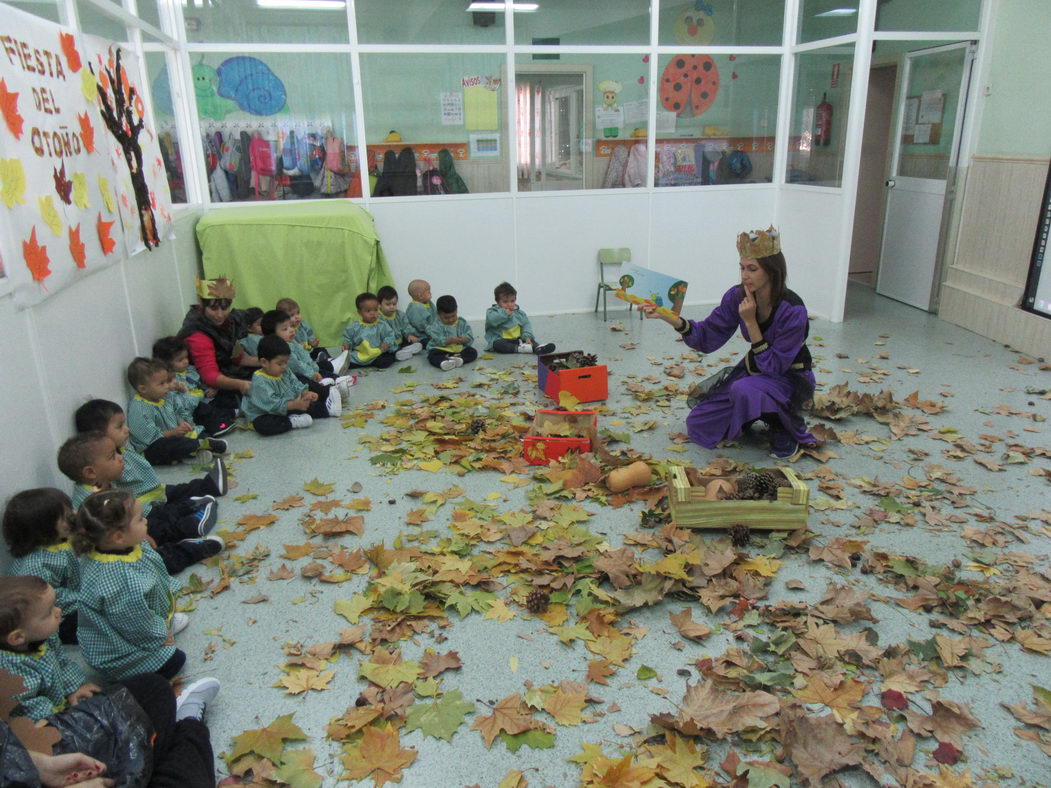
[356,0,504,45]
[360,53,509,195]
[799,0,858,43]
[655,53,779,186]
[145,52,188,203]
[514,0,650,46]
[659,0,784,47]
[184,0,349,44]
[786,47,854,187]
[7,0,62,24]
[876,0,980,32]
[77,0,128,40]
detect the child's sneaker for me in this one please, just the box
[178,534,224,562]
[395,346,414,361]
[533,342,556,355]
[326,388,342,417]
[290,414,313,429]
[171,612,190,635]
[210,421,236,438]
[204,437,228,454]
[207,459,228,496]
[439,357,463,371]
[191,498,218,535]
[175,677,220,722]
[195,450,214,465]
[769,429,803,462]
[335,375,357,400]
[516,343,534,354]
[329,349,350,375]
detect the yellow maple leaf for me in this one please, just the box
[333,594,371,624]
[738,555,782,577]
[484,598,516,623]
[559,390,581,409]
[278,668,334,694]
[227,713,306,764]
[345,497,372,511]
[418,459,443,473]
[0,158,26,208]
[275,748,323,788]
[237,513,278,532]
[38,195,63,237]
[96,174,114,213]
[303,478,335,496]
[544,682,587,726]
[340,725,417,784]
[71,172,89,208]
[498,770,527,788]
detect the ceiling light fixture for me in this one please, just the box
[815,8,858,17]
[467,2,539,12]
[256,0,346,9]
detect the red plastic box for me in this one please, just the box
[522,410,598,465]
[537,351,608,404]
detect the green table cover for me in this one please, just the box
[196,202,394,347]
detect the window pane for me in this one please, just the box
[896,45,969,181]
[659,0,784,47]
[361,53,509,195]
[137,0,163,32]
[786,48,854,187]
[190,53,361,202]
[356,0,504,45]
[514,0,650,46]
[799,0,858,43]
[7,0,61,24]
[185,0,349,44]
[78,0,128,40]
[877,0,980,32]
[656,53,778,187]
[513,54,648,191]
[145,52,188,203]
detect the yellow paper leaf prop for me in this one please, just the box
[0,158,26,208]
[71,172,89,208]
[38,195,63,237]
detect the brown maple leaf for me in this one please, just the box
[340,724,417,785]
[310,498,343,514]
[471,693,545,747]
[587,659,616,686]
[657,680,778,738]
[794,675,867,716]
[0,78,24,139]
[23,227,51,282]
[780,707,865,786]
[238,513,277,532]
[669,608,712,641]
[544,680,588,726]
[329,547,368,573]
[267,563,294,580]
[272,495,305,510]
[281,543,316,560]
[312,514,364,537]
[278,668,334,694]
[53,163,73,205]
[420,649,462,678]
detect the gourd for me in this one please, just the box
[607,461,652,492]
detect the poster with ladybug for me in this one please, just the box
[0,6,172,308]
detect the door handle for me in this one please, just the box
[885,178,896,188]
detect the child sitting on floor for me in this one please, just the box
[428,295,478,371]
[484,282,556,356]
[73,490,189,681]
[2,489,81,645]
[126,358,228,466]
[342,293,398,370]
[0,576,100,720]
[261,310,356,397]
[277,297,325,359]
[377,285,424,361]
[243,335,340,435]
[58,431,222,575]
[404,279,437,344]
[152,337,236,438]
[237,307,265,358]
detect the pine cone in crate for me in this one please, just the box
[729,524,752,547]
[525,589,550,614]
[736,471,780,501]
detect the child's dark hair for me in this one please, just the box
[436,295,457,315]
[494,282,516,302]
[72,490,134,554]
[376,286,398,303]
[356,292,378,310]
[260,309,291,336]
[57,431,110,483]
[74,399,122,434]
[276,297,299,314]
[244,307,264,327]
[151,336,188,364]
[0,575,49,643]
[127,357,167,389]
[257,335,291,361]
[2,488,73,558]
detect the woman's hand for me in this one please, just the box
[642,303,685,328]
[738,286,757,323]
[27,750,111,787]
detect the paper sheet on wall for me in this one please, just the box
[595,107,623,129]
[656,109,677,133]
[918,90,944,124]
[462,74,499,130]
[912,123,931,144]
[903,97,919,135]
[622,99,647,124]
[440,91,463,125]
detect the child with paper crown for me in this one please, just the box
[643,226,817,461]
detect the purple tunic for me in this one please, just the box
[681,286,817,449]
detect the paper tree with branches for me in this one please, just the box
[92,47,159,249]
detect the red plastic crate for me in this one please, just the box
[522,410,597,465]
[537,351,608,403]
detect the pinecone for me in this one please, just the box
[736,471,780,501]
[729,524,751,547]
[577,352,598,368]
[468,418,485,435]
[525,589,550,614]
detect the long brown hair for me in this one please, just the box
[756,251,787,306]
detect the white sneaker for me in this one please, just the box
[175,677,220,722]
[329,349,350,374]
[336,375,358,400]
[326,388,342,417]
[171,612,190,635]
[289,414,313,429]
[516,342,534,353]
[319,377,335,386]
[395,347,414,361]
[196,450,214,465]
[439,357,459,371]
[405,342,423,356]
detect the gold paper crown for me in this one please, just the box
[195,276,235,300]
[736,225,781,259]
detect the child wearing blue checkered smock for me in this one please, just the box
[152,337,236,439]
[0,632,89,720]
[378,285,424,361]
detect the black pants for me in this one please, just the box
[146,501,209,575]
[492,338,529,353]
[253,397,330,436]
[59,612,78,644]
[428,346,478,368]
[209,388,241,414]
[119,673,214,788]
[191,400,236,436]
[348,351,396,369]
[143,437,200,466]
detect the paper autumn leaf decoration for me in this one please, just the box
[96,213,116,255]
[77,112,95,153]
[0,79,24,139]
[71,172,89,208]
[59,32,82,72]
[97,175,114,213]
[38,196,63,237]
[68,224,86,268]
[0,158,26,208]
[53,163,73,205]
[80,68,97,102]
[23,227,51,282]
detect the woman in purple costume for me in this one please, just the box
[644,226,817,461]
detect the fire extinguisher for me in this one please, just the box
[815,92,833,147]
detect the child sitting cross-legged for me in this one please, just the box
[2,490,81,645]
[243,335,340,435]
[58,431,223,575]
[377,285,424,361]
[0,575,100,720]
[404,279,437,345]
[428,295,478,371]
[152,337,236,439]
[73,490,189,681]
[342,293,398,370]
[126,358,228,466]
[277,297,330,365]
[238,307,265,358]
[485,282,556,356]
[262,309,357,401]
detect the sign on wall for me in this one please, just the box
[0,7,172,308]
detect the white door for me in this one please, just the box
[516,69,590,191]
[876,43,974,311]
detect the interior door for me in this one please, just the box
[876,43,974,310]
[516,70,588,191]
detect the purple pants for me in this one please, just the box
[686,366,816,449]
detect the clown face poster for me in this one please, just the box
[0,6,172,308]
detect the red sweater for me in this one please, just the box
[184,331,243,388]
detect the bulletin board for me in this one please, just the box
[900,92,943,146]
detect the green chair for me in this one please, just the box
[595,247,632,321]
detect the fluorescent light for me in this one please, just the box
[815,8,857,17]
[468,2,539,11]
[256,0,346,9]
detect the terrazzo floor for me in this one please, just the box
[140,283,1050,787]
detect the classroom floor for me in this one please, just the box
[146,283,1050,787]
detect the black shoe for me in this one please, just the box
[207,458,228,496]
[186,498,218,535]
[204,438,228,454]
[210,420,236,438]
[533,342,556,355]
[178,535,224,562]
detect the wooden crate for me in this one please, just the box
[667,466,809,530]
[522,410,597,465]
